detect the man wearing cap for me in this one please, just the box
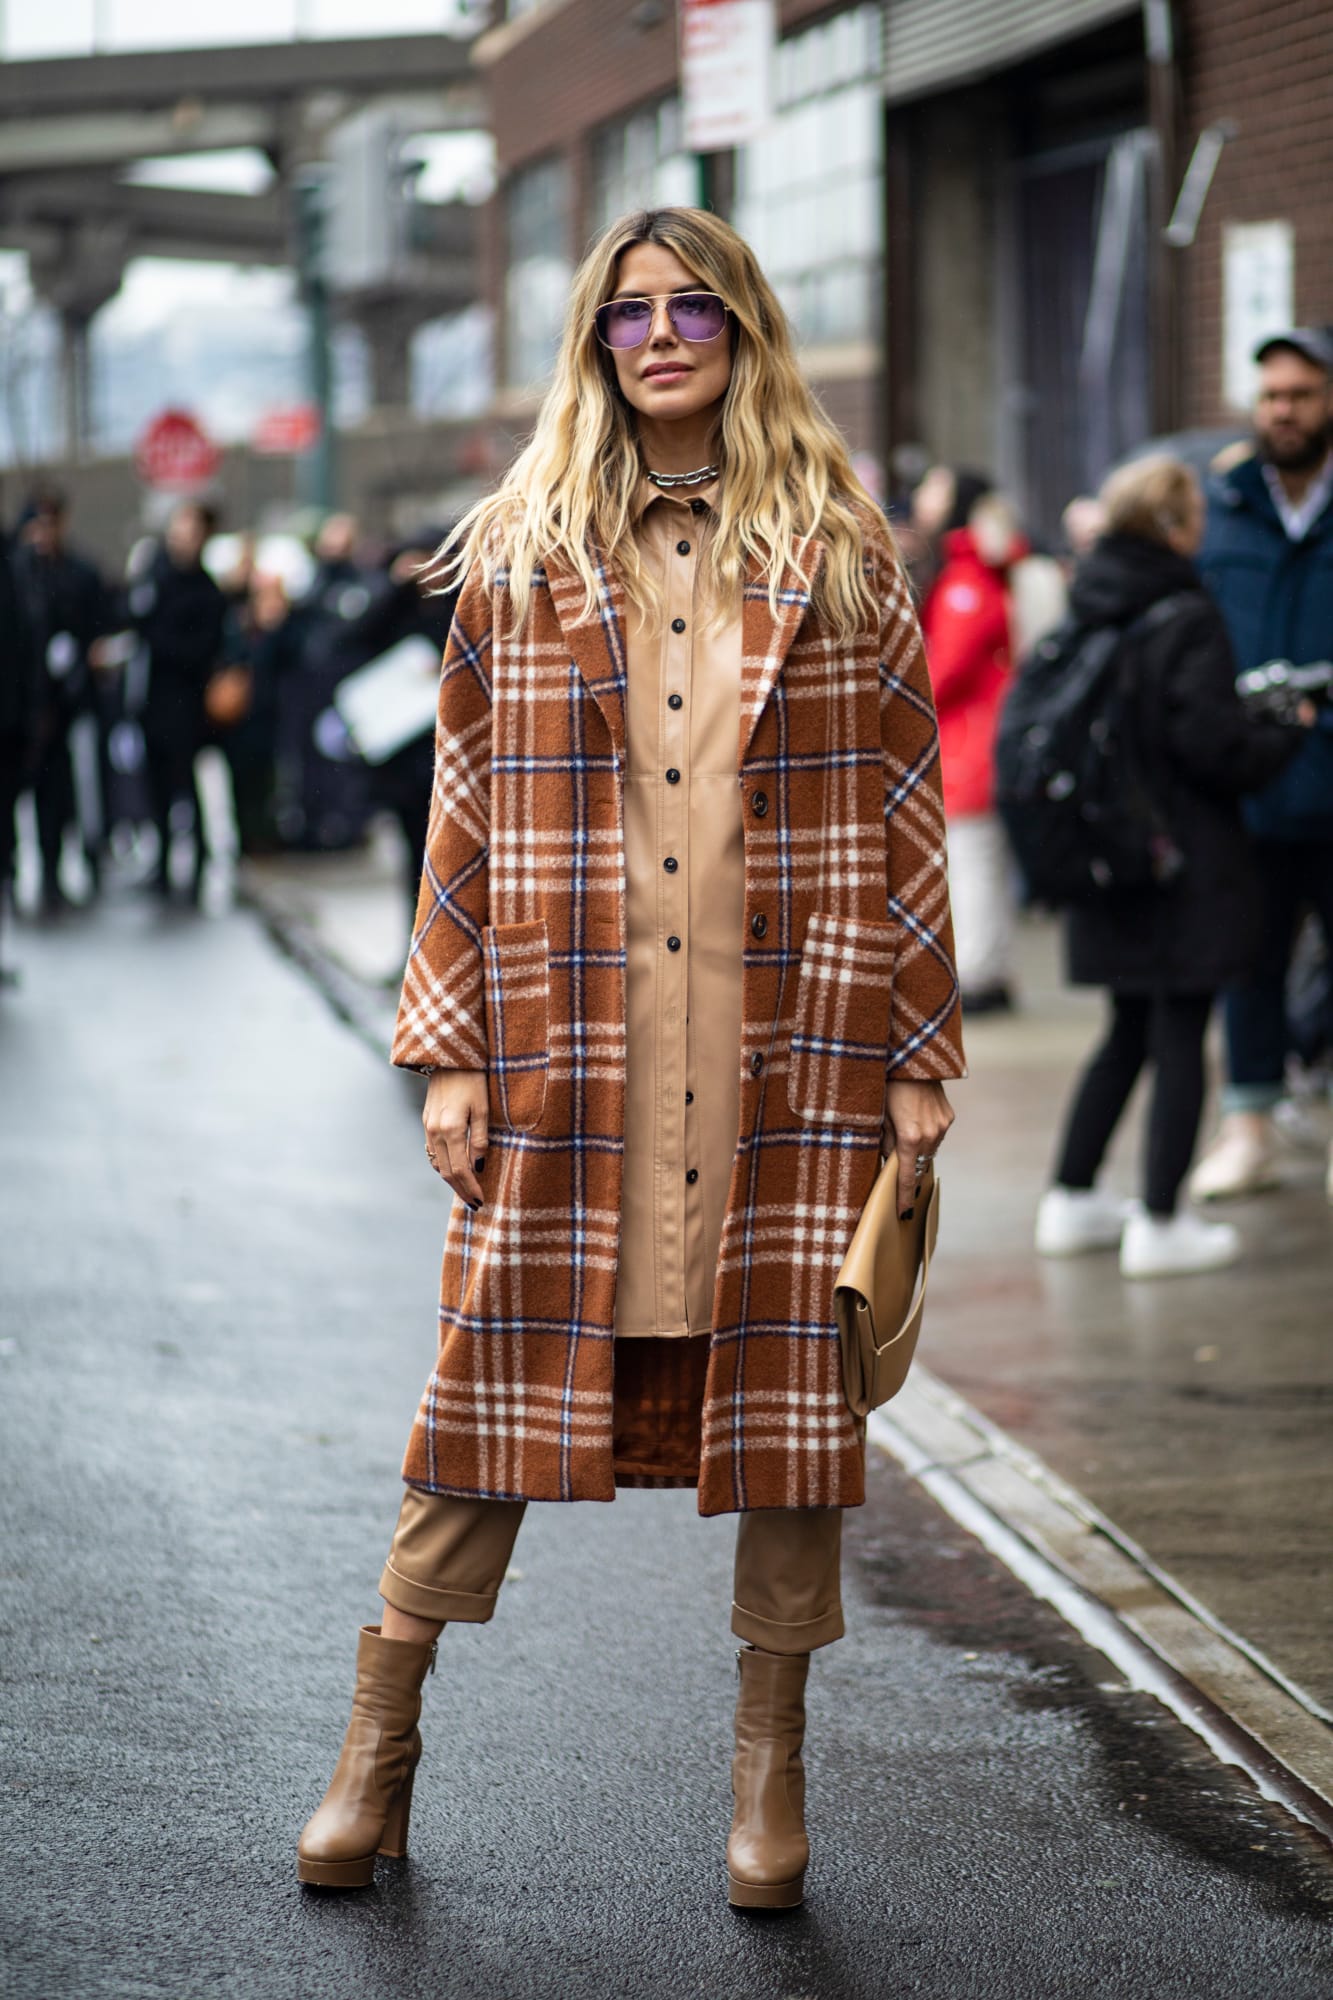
[1191,329,1333,1202]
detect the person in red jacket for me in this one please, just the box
[922,490,1039,1012]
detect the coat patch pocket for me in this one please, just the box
[481,919,550,1132]
[786,911,898,1127]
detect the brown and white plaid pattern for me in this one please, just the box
[391,526,964,1514]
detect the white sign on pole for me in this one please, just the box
[1222,220,1295,413]
[680,0,775,153]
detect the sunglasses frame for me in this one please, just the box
[592,290,731,351]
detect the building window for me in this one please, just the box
[590,98,700,235]
[734,5,883,346]
[504,154,572,388]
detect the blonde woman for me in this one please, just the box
[297,208,964,1909]
[1034,455,1311,1277]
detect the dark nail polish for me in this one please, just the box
[901,1207,915,1222]
[474,1157,486,1171]
[468,1199,482,1211]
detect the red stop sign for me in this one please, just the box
[134,409,222,491]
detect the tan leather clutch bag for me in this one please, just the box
[834,1159,940,1417]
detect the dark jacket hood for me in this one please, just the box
[1068,532,1201,627]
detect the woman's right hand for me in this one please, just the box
[423,1068,489,1210]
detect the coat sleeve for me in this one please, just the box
[390,564,494,1074]
[1155,601,1305,800]
[874,540,968,1082]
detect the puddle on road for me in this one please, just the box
[846,1450,1333,1922]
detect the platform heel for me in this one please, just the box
[725,1644,810,1910]
[297,1624,437,1889]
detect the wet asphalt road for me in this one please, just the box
[3,897,1333,2000]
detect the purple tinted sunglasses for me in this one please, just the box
[593,290,730,351]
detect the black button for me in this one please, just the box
[750,912,767,938]
[751,789,768,817]
[676,540,691,556]
[685,1168,699,1184]
[667,692,682,710]
[663,855,678,872]
[685,1090,694,1104]
[690,499,706,515]
[750,1052,763,1075]
[665,767,680,784]
[671,617,686,634]
[667,934,681,951]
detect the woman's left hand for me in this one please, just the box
[882,1079,955,1218]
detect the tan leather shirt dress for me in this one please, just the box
[612,478,745,1338]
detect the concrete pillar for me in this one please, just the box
[58,310,94,461]
[28,221,128,461]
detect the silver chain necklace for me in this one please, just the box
[644,463,718,490]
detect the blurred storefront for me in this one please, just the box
[473,0,1332,544]
[884,2,1156,541]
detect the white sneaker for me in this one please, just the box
[1272,1095,1329,1152]
[1188,1118,1280,1202]
[1035,1185,1132,1256]
[1120,1208,1241,1279]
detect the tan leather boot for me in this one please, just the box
[297,1623,437,1888]
[726,1644,810,1909]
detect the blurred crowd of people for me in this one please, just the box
[3,326,1329,1283]
[0,496,459,977]
[895,326,1333,1276]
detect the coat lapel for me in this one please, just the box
[738,539,825,767]
[542,545,628,767]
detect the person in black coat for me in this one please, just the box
[12,489,113,911]
[127,501,227,903]
[350,534,459,921]
[1034,456,1312,1278]
[0,536,39,983]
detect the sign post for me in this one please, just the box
[293,168,338,511]
[679,0,775,154]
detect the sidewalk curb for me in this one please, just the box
[870,1372,1333,1848]
[238,872,398,1063]
[243,872,1333,1848]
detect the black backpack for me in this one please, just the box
[994,597,1188,907]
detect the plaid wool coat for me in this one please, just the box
[391,521,965,1514]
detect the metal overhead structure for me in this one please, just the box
[0,33,486,461]
[0,35,479,115]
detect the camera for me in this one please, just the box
[1235,658,1333,725]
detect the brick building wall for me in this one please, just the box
[482,0,839,180]
[481,1,678,178]
[1178,0,1333,425]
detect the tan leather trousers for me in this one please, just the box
[379,1488,845,1654]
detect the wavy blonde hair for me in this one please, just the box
[1098,453,1201,547]
[430,207,881,641]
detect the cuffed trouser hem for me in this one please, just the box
[377,1560,503,1625]
[731,1504,844,1653]
[730,1599,845,1655]
[379,1485,525,1625]
[378,1484,846,1647]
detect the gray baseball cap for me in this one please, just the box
[1253,327,1333,373]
